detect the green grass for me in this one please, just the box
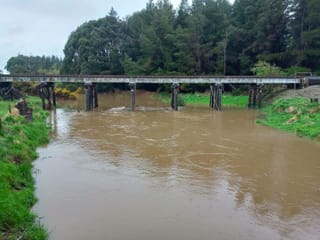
[0,97,49,240]
[0,101,12,117]
[257,97,320,139]
[156,92,248,107]
[0,96,42,118]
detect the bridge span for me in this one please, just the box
[0,74,299,84]
[0,74,304,112]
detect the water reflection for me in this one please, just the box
[34,94,320,240]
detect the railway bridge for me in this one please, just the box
[0,74,307,111]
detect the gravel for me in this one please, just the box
[279,85,320,99]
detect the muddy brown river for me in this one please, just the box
[34,93,320,240]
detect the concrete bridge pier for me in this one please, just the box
[84,82,98,111]
[248,84,263,108]
[210,83,222,111]
[38,82,56,110]
[171,83,180,111]
[129,82,136,111]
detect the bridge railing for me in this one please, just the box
[0,74,300,84]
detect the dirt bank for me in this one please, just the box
[279,85,320,99]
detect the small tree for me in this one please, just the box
[251,61,285,76]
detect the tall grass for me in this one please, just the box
[257,97,320,139]
[0,97,49,240]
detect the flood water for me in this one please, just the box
[34,92,320,240]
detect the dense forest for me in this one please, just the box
[61,0,320,76]
[5,0,320,77]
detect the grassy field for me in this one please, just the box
[257,97,320,140]
[0,97,49,240]
[0,101,12,117]
[156,92,248,108]
[0,97,43,117]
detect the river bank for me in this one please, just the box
[257,97,320,140]
[155,91,320,140]
[156,92,248,108]
[0,97,49,240]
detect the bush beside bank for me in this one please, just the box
[257,97,320,140]
[0,97,49,240]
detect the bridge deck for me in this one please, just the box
[0,74,300,84]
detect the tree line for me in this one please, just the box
[5,0,320,77]
[61,0,320,76]
[5,55,62,74]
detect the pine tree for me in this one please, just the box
[289,0,320,71]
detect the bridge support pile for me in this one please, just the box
[129,83,136,111]
[210,83,223,111]
[0,82,22,100]
[38,82,56,110]
[171,83,179,111]
[248,84,263,108]
[84,82,98,111]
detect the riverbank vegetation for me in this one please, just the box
[257,97,320,140]
[157,92,248,108]
[0,97,49,240]
[54,87,83,100]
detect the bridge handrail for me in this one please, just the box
[0,74,300,84]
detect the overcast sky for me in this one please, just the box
[0,0,234,72]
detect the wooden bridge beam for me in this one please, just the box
[210,83,223,111]
[216,83,223,111]
[38,82,56,110]
[171,83,179,111]
[257,84,263,108]
[129,83,136,111]
[84,82,98,111]
[209,84,215,109]
[248,84,263,108]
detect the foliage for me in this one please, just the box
[61,12,125,75]
[0,101,11,117]
[54,87,82,100]
[0,97,49,239]
[5,55,62,74]
[257,97,320,139]
[251,61,286,76]
[288,0,320,72]
[61,0,233,76]
[284,66,312,76]
[5,55,63,95]
[5,0,320,93]
[58,0,320,80]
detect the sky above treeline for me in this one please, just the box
[0,0,234,72]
